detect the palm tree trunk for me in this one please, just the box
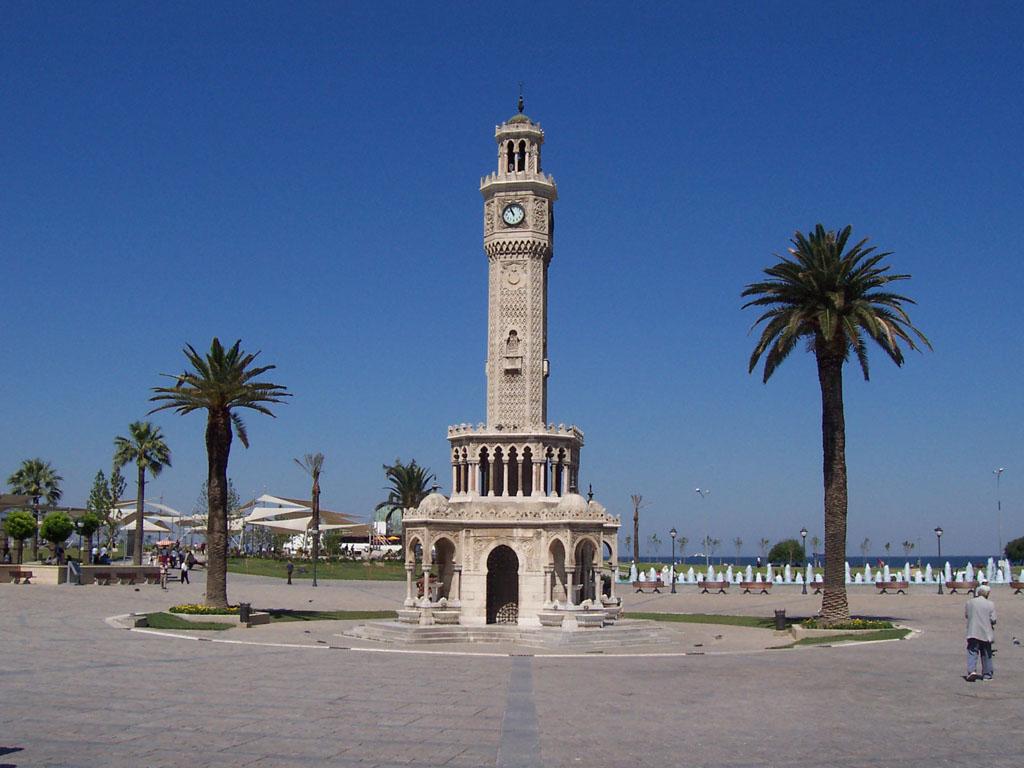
[134,465,146,565]
[31,497,40,561]
[204,411,232,608]
[311,478,320,587]
[632,510,640,565]
[16,539,24,565]
[816,339,850,624]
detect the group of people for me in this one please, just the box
[88,545,114,565]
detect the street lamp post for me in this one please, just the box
[934,526,943,558]
[669,527,677,594]
[994,468,1005,557]
[800,527,808,594]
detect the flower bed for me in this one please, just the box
[169,603,239,615]
[800,618,892,630]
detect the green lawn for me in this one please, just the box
[227,557,405,580]
[264,609,397,622]
[145,612,233,631]
[773,628,911,648]
[623,612,792,629]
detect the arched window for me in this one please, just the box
[516,140,527,172]
[506,141,516,172]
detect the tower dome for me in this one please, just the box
[557,492,589,518]
[416,492,449,516]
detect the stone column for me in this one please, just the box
[404,564,415,607]
[451,463,459,496]
[502,458,510,498]
[453,565,463,604]
[608,565,616,600]
[544,566,553,603]
[532,462,544,497]
[489,454,499,496]
[468,460,478,495]
[517,460,525,497]
[566,567,575,606]
[422,565,433,604]
[593,566,601,604]
[559,463,568,496]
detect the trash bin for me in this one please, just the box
[774,609,786,631]
[239,602,251,623]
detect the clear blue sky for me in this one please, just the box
[3,2,1021,557]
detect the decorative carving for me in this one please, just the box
[484,199,495,235]
[532,198,547,232]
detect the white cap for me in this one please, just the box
[977,583,991,596]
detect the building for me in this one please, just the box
[401,100,620,626]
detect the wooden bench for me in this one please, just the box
[875,580,909,594]
[945,581,978,595]
[93,571,113,585]
[699,580,730,594]
[739,581,771,594]
[115,571,141,585]
[632,580,664,593]
[9,569,33,584]
[1010,581,1023,595]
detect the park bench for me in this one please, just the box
[945,581,978,595]
[699,580,730,594]
[9,569,33,584]
[740,581,772,594]
[93,571,113,585]
[632,580,664,593]
[115,571,141,585]
[1010,581,1023,595]
[875,580,909,594]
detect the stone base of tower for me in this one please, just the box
[401,492,620,628]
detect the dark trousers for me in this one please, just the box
[181,570,190,584]
[967,638,994,677]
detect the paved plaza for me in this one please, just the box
[2,573,1023,767]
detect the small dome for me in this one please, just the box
[588,500,607,517]
[557,492,589,516]
[507,112,532,124]
[417,492,449,515]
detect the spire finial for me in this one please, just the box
[517,81,524,113]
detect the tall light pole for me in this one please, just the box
[934,526,943,559]
[800,527,808,594]
[669,527,677,594]
[695,488,710,569]
[994,468,1005,557]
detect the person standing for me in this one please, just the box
[965,583,997,681]
[286,559,294,585]
[180,557,190,585]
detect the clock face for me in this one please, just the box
[502,203,525,226]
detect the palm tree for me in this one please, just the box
[114,422,172,565]
[7,458,63,560]
[744,224,929,623]
[150,338,290,607]
[374,459,435,531]
[295,453,324,587]
[630,494,643,565]
[733,537,743,562]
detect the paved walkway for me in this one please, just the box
[2,573,1022,767]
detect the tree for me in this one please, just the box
[193,479,242,544]
[623,535,632,558]
[677,536,688,560]
[150,338,290,608]
[901,540,914,558]
[733,537,743,561]
[114,421,172,565]
[76,512,102,561]
[105,464,127,548]
[758,537,770,559]
[1005,536,1024,564]
[648,533,662,558]
[768,538,806,567]
[374,459,435,530]
[709,538,721,562]
[744,224,929,623]
[7,458,63,560]
[4,510,36,564]
[860,537,871,565]
[86,470,113,554]
[630,494,643,565]
[40,511,75,562]
[295,453,324,587]
[884,541,891,558]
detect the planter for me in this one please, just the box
[538,611,565,627]
[790,624,884,641]
[574,612,607,629]
[431,609,461,625]
[396,609,421,624]
[171,613,238,626]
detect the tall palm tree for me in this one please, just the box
[7,458,63,560]
[295,452,324,587]
[743,224,929,623]
[374,459,435,532]
[150,338,290,607]
[630,494,643,565]
[114,422,172,565]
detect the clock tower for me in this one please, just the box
[480,96,556,430]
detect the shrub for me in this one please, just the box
[768,538,806,567]
[801,617,893,630]
[1005,536,1024,564]
[169,603,239,615]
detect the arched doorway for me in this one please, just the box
[486,545,519,624]
[434,537,456,600]
[549,539,567,602]
[575,539,597,603]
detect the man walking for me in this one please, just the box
[286,559,294,585]
[965,583,997,681]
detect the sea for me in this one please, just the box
[618,555,1007,569]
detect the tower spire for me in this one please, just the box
[517,82,524,113]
